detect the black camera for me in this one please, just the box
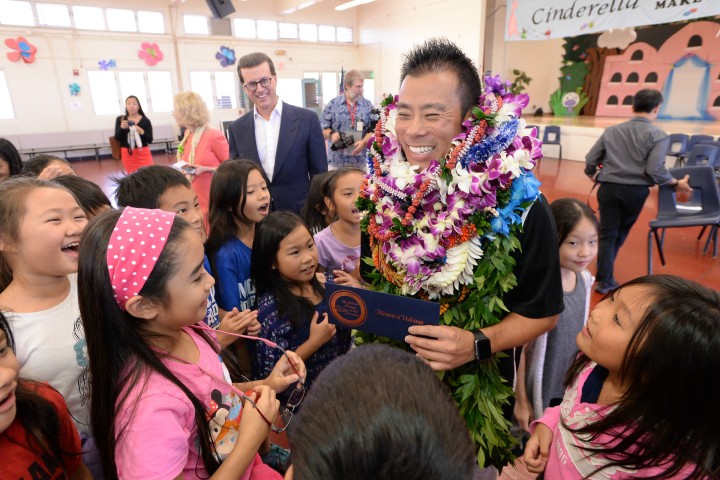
[331,132,355,151]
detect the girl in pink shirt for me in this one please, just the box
[524,275,719,479]
[77,207,305,479]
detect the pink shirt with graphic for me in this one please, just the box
[532,362,696,479]
[114,327,280,480]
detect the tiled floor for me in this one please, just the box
[72,153,719,478]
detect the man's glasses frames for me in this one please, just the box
[244,77,273,92]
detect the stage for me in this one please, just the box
[526,115,720,162]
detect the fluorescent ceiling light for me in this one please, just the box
[335,0,375,11]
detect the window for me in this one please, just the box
[88,71,121,115]
[321,71,338,104]
[277,78,303,106]
[147,71,173,112]
[0,72,15,120]
[687,35,702,48]
[107,8,137,32]
[607,95,618,105]
[299,23,318,42]
[336,26,353,43]
[279,22,298,39]
[36,3,71,27]
[73,6,105,30]
[713,96,720,107]
[318,25,335,42]
[190,72,215,110]
[622,95,633,106]
[214,72,237,110]
[0,0,34,26]
[138,11,164,34]
[184,15,209,35]
[257,20,277,40]
[626,72,639,83]
[630,50,643,61]
[645,72,658,83]
[118,72,148,111]
[234,18,255,38]
[610,72,622,83]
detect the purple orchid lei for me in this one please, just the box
[359,75,544,299]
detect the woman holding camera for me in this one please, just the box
[115,95,154,174]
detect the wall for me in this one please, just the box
[355,0,485,99]
[0,0,359,136]
[483,0,564,114]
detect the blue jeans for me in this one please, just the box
[596,183,649,284]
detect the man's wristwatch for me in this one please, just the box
[473,330,492,363]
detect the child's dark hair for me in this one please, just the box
[114,165,190,208]
[251,211,323,329]
[321,166,365,205]
[21,154,73,177]
[550,198,599,245]
[564,274,720,479]
[288,344,476,480]
[301,171,333,234]
[0,137,23,178]
[0,312,81,469]
[53,174,112,216]
[77,209,222,479]
[0,177,76,291]
[206,160,267,273]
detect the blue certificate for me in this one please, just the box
[325,283,440,342]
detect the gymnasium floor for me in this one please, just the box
[73,152,719,478]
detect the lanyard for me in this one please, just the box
[345,99,357,129]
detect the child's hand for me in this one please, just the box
[266,350,307,393]
[308,312,336,347]
[514,393,534,433]
[216,308,258,347]
[523,423,553,474]
[220,308,258,334]
[332,270,363,288]
[37,165,66,181]
[239,385,279,438]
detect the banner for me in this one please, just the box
[505,0,720,41]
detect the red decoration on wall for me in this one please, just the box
[5,36,37,63]
[138,42,163,66]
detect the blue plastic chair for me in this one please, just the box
[667,133,688,167]
[684,144,719,168]
[542,125,562,160]
[648,166,720,273]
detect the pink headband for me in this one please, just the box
[107,207,176,310]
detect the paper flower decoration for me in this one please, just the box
[98,59,117,70]
[215,46,236,67]
[69,83,81,96]
[5,36,37,63]
[138,42,163,66]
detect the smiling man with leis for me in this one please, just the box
[357,39,564,473]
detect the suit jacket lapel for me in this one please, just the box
[241,113,261,164]
[274,103,299,179]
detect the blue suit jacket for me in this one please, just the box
[228,102,328,213]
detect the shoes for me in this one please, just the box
[261,443,291,474]
[595,280,620,295]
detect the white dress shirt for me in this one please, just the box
[253,99,283,182]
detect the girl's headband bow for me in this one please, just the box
[107,207,176,310]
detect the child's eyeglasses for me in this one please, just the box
[241,376,306,434]
[190,323,306,433]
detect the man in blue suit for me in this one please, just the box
[228,52,327,213]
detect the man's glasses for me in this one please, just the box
[244,77,273,92]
